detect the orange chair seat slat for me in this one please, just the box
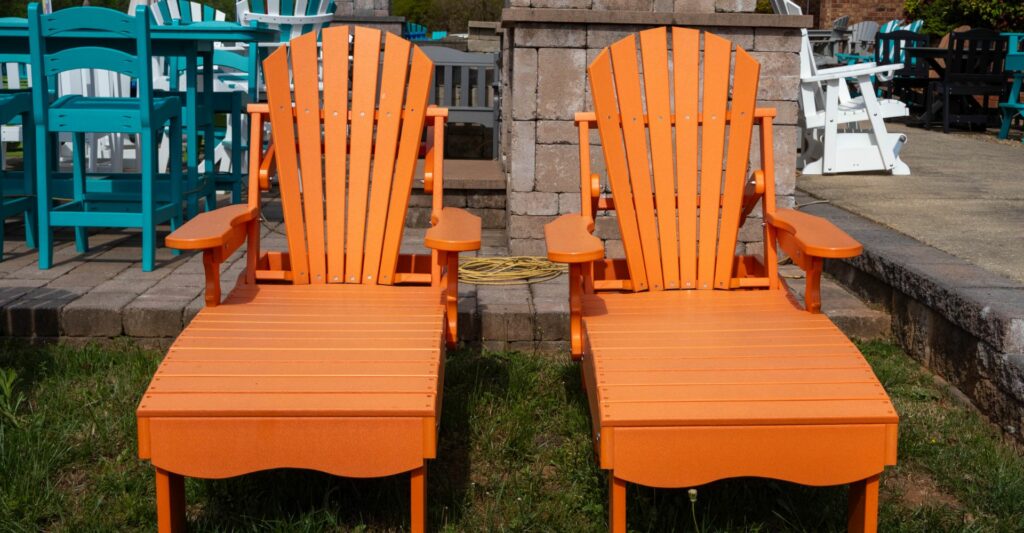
[582,290,897,429]
[138,284,444,419]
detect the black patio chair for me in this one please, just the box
[928,28,1008,132]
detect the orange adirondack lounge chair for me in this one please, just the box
[136,26,480,532]
[544,28,898,532]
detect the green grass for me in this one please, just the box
[1,340,1022,531]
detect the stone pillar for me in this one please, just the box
[501,6,811,256]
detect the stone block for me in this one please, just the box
[478,208,508,230]
[754,28,802,52]
[123,294,190,338]
[594,215,621,240]
[706,27,754,50]
[654,0,674,10]
[536,121,579,144]
[510,0,530,7]
[757,99,799,125]
[587,25,643,50]
[674,0,715,13]
[535,144,581,193]
[509,215,557,240]
[406,207,433,228]
[510,121,536,192]
[408,192,434,208]
[61,291,136,337]
[559,193,582,214]
[512,48,537,120]
[509,238,548,256]
[442,192,468,208]
[715,0,755,12]
[531,0,590,7]
[537,48,586,121]
[510,192,559,216]
[748,51,800,78]
[508,340,570,354]
[593,0,653,10]
[4,287,84,337]
[467,191,506,209]
[605,239,625,258]
[515,25,586,48]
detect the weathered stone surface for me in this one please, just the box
[509,215,557,239]
[535,144,581,193]
[478,208,509,230]
[715,0,755,12]
[748,51,799,78]
[510,191,559,216]
[754,28,802,52]
[537,48,586,120]
[587,25,643,50]
[531,0,590,8]
[5,287,84,337]
[467,191,506,209]
[123,294,189,338]
[558,192,582,214]
[705,26,754,50]
[510,121,536,192]
[536,120,578,144]
[515,24,586,47]
[756,74,799,100]
[61,291,136,337]
[512,48,537,120]
[442,193,468,208]
[509,237,548,256]
[674,0,715,13]
[757,99,799,125]
[593,0,653,10]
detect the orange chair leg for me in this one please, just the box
[847,473,880,533]
[609,475,626,533]
[155,468,186,533]
[411,466,427,533]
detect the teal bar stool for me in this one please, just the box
[998,33,1024,142]
[28,3,183,271]
[0,85,37,261]
[151,0,248,204]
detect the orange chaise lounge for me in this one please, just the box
[135,27,480,532]
[544,27,899,532]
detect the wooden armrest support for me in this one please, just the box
[425,207,481,252]
[166,204,256,251]
[166,204,257,308]
[545,214,604,264]
[766,208,862,259]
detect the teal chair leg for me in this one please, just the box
[71,132,89,253]
[998,74,1023,141]
[169,116,183,257]
[140,127,156,272]
[22,122,37,251]
[36,129,52,270]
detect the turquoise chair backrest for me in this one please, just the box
[28,3,156,125]
[1005,33,1024,72]
[236,0,337,43]
[151,0,227,24]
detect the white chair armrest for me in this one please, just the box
[804,62,903,82]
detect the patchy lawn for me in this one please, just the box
[0,340,1022,531]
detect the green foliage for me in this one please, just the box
[904,0,1024,35]
[392,0,501,33]
[0,368,25,427]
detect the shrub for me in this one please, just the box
[904,0,1024,35]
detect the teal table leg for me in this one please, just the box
[201,49,216,211]
[22,119,37,251]
[141,126,155,272]
[35,129,52,269]
[185,52,199,219]
[71,132,89,253]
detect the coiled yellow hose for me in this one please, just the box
[458,256,567,285]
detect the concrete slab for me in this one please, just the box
[799,124,1024,283]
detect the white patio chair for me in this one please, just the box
[798,29,911,175]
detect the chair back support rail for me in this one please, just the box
[581,28,773,292]
[236,0,337,44]
[259,26,444,286]
[421,46,500,156]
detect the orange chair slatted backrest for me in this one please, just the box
[590,27,764,292]
[264,26,433,285]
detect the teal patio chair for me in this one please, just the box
[0,66,37,261]
[28,4,183,271]
[998,33,1024,142]
[151,0,248,203]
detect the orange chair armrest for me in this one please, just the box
[166,204,257,251]
[424,207,481,252]
[766,208,862,259]
[544,214,604,264]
